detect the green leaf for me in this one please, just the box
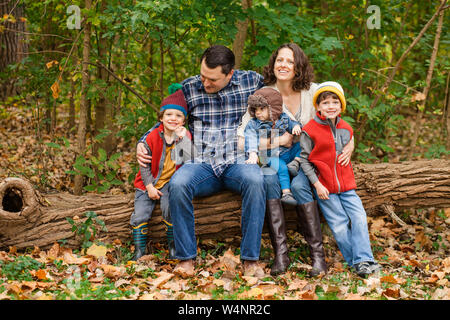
[98,148,107,162]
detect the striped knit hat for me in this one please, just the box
[159,87,188,117]
[312,81,347,112]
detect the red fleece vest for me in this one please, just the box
[134,124,190,190]
[302,114,356,194]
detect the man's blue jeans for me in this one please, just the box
[315,189,375,266]
[169,163,266,261]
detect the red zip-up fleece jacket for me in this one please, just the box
[300,112,356,194]
[134,123,192,191]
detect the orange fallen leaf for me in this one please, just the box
[382,288,400,299]
[36,269,47,281]
[101,264,124,278]
[380,274,399,284]
[47,243,60,260]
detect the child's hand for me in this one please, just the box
[245,152,259,164]
[313,181,330,200]
[292,124,302,136]
[146,184,163,200]
[174,126,187,139]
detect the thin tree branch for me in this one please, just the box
[84,61,158,113]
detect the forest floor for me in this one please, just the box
[0,103,449,300]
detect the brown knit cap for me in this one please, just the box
[247,87,283,123]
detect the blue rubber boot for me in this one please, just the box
[163,220,176,260]
[131,222,148,261]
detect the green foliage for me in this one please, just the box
[67,132,123,193]
[0,256,45,281]
[2,0,448,195]
[66,211,108,251]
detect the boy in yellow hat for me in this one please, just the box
[295,81,382,277]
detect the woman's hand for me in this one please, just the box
[274,131,293,148]
[338,137,355,167]
[137,142,152,167]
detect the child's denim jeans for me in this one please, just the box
[315,189,375,266]
[130,183,171,227]
[264,142,300,190]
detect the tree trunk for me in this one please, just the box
[232,0,249,69]
[407,8,444,159]
[1,160,449,250]
[0,2,28,100]
[74,0,92,195]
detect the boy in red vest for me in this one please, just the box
[297,81,381,277]
[131,89,192,261]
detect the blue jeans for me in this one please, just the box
[130,183,171,227]
[264,162,314,204]
[266,142,300,191]
[315,189,375,266]
[169,163,266,261]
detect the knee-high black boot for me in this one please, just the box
[266,199,290,275]
[296,201,327,276]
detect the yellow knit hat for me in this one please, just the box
[312,81,347,112]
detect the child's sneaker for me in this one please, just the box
[353,261,372,277]
[368,261,382,274]
[287,159,300,177]
[281,192,297,206]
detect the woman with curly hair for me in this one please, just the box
[238,43,354,277]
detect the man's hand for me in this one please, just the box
[245,152,259,164]
[313,181,330,200]
[146,184,162,200]
[337,137,354,167]
[137,142,152,167]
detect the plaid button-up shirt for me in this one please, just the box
[182,70,264,177]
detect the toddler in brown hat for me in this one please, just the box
[244,87,301,205]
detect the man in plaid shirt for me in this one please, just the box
[137,45,266,276]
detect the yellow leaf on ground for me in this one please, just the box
[86,244,108,258]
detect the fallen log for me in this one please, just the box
[1,159,449,250]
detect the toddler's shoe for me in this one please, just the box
[287,159,300,177]
[281,192,297,206]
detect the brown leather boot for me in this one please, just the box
[296,201,327,277]
[266,199,290,275]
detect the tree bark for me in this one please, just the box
[74,0,92,195]
[0,1,28,100]
[1,160,449,250]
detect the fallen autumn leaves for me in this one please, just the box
[0,208,449,300]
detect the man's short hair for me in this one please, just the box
[201,45,235,75]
